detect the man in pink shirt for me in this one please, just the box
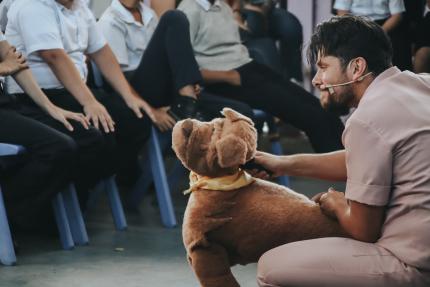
[252,15,430,286]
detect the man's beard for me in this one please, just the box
[325,88,354,116]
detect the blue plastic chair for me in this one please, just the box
[62,183,89,245]
[147,126,177,228]
[90,61,176,228]
[253,110,290,187]
[103,176,128,231]
[86,175,128,231]
[128,127,177,228]
[0,184,17,265]
[52,191,75,250]
[0,143,78,260]
[0,160,17,265]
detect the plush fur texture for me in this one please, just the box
[172,108,347,287]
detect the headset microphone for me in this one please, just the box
[322,72,373,95]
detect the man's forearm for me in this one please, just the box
[284,150,347,181]
[90,45,132,99]
[13,68,55,112]
[227,0,241,11]
[201,69,239,85]
[382,13,402,33]
[334,200,384,243]
[0,41,50,108]
[39,49,97,106]
[90,45,152,111]
[336,9,349,16]
[0,65,10,76]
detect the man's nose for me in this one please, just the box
[312,73,322,88]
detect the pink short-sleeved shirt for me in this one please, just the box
[343,67,430,270]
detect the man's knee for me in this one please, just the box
[257,249,284,287]
[257,243,314,287]
[33,130,77,165]
[77,127,115,153]
[159,10,188,27]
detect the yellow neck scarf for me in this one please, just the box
[184,170,255,195]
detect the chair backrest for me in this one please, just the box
[0,143,23,265]
[0,143,24,156]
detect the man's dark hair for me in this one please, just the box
[308,15,393,76]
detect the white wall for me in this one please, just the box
[288,0,333,61]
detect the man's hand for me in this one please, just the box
[313,187,348,219]
[313,188,385,242]
[148,106,176,132]
[125,96,149,119]
[200,69,241,86]
[228,70,241,86]
[83,100,115,133]
[246,151,286,179]
[46,105,90,132]
[0,46,28,76]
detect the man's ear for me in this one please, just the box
[215,135,248,168]
[221,108,254,126]
[351,57,368,81]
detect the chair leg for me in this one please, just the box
[0,187,16,266]
[104,177,127,231]
[149,126,177,228]
[62,184,89,245]
[127,155,153,210]
[52,193,74,250]
[128,128,173,210]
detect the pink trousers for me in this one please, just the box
[257,237,429,287]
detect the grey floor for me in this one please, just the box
[0,128,345,287]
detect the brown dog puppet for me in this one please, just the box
[172,108,346,287]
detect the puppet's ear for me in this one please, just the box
[221,108,254,126]
[215,135,248,168]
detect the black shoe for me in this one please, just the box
[167,96,198,121]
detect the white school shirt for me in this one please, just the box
[98,0,158,72]
[0,0,15,32]
[334,0,405,21]
[5,0,106,94]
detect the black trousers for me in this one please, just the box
[415,12,430,50]
[0,101,74,229]
[242,8,304,81]
[127,10,253,119]
[205,61,345,153]
[16,88,150,192]
[129,10,202,108]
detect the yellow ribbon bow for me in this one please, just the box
[184,170,255,195]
